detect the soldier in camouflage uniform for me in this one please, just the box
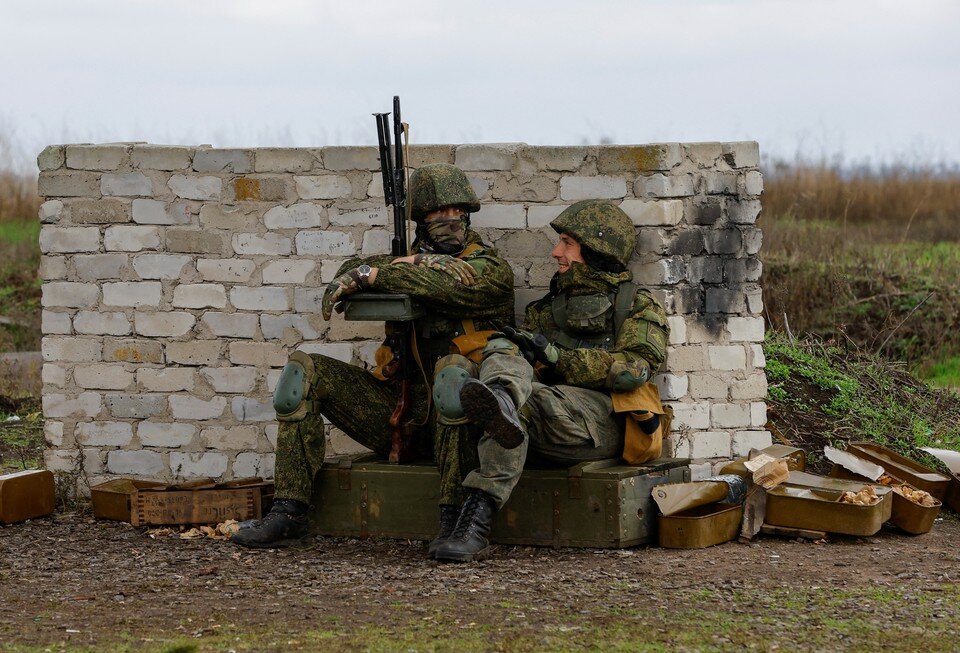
[431,200,669,562]
[232,163,515,548]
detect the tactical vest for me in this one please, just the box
[542,282,638,351]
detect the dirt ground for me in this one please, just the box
[1,511,958,653]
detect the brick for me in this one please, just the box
[76,421,133,446]
[169,395,227,420]
[722,142,760,168]
[66,144,125,171]
[101,172,152,197]
[103,282,162,307]
[131,145,192,170]
[104,225,161,251]
[455,144,518,171]
[42,311,72,335]
[138,421,196,447]
[367,176,384,198]
[137,368,195,392]
[104,339,164,364]
[233,453,275,478]
[527,205,568,229]
[361,229,390,255]
[491,175,558,202]
[39,226,100,253]
[172,284,227,309]
[201,312,259,339]
[703,171,738,195]
[331,206,388,227]
[597,144,683,173]
[255,148,316,173]
[724,258,763,283]
[654,373,688,400]
[744,171,763,196]
[666,345,706,372]
[689,462,714,481]
[726,316,765,342]
[42,336,102,362]
[74,254,127,280]
[495,231,554,259]
[684,142,723,167]
[559,175,627,200]
[407,145,456,168]
[262,260,314,284]
[468,175,492,200]
[635,174,695,198]
[43,420,64,444]
[705,288,746,313]
[42,282,99,308]
[264,424,279,448]
[731,430,772,456]
[727,199,762,225]
[166,228,225,255]
[232,176,291,203]
[321,146,379,171]
[296,342,351,362]
[166,341,222,366]
[619,199,683,226]
[105,393,166,418]
[38,200,63,224]
[526,261,554,286]
[231,396,276,422]
[295,231,356,256]
[633,257,686,285]
[667,230,705,257]
[37,145,65,171]
[170,452,228,479]
[688,373,729,400]
[524,146,587,171]
[199,204,259,230]
[132,198,192,225]
[196,258,255,283]
[229,342,286,367]
[708,345,747,371]
[745,285,764,315]
[730,372,768,400]
[133,253,192,280]
[201,367,257,393]
[750,344,766,368]
[320,261,345,283]
[260,314,322,340]
[711,402,751,428]
[294,288,325,314]
[667,316,687,345]
[471,204,526,229]
[68,198,131,224]
[73,311,130,336]
[201,426,259,449]
[38,171,99,197]
[134,311,196,337]
[688,200,723,225]
[42,392,102,418]
[168,175,222,200]
[704,228,742,255]
[231,287,289,311]
[668,402,710,429]
[751,402,767,427]
[39,256,68,280]
[689,432,732,458]
[685,318,724,344]
[233,233,291,255]
[107,450,165,476]
[263,203,324,229]
[193,148,252,173]
[294,175,351,199]
[73,364,134,390]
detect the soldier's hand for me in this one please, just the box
[498,326,559,367]
[413,254,477,286]
[321,268,363,320]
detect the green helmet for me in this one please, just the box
[550,200,636,268]
[409,163,481,222]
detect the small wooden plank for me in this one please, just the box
[759,524,827,540]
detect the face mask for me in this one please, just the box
[425,217,466,253]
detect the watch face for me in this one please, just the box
[358,264,372,275]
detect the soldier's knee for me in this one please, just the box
[274,351,316,422]
[433,354,478,425]
[480,337,519,361]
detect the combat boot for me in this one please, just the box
[459,379,524,449]
[230,499,309,548]
[434,490,498,563]
[427,504,461,558]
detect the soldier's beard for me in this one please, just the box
[423,218,466,255]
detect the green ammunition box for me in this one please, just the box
[341,293,423,321]
[311,455,690,548]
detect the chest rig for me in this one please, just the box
[543,282,638,351]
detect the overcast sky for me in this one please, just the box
[2,0,958,170]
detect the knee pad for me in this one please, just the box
[432,354,478,425]
[480,337,519,362]
[274,351,316,422]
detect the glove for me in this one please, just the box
[497,326,559,367]
[321,268,364,320]
[413,254,477,286]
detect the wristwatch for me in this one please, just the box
[356,264,372,289]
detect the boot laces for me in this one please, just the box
[451,494,489,539]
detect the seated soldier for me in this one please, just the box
[232,163,515,548]
[430,200,670,562]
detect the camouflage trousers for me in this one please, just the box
[460,351,625,508]
[273,353,478,507]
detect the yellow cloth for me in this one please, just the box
[611,382,672,464]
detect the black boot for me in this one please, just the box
[427,504,461,558]
[434,490,498,563]
[459,379,524,449]
[230,499,309,548]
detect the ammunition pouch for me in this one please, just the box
[274,351,316,422]
[432,354,478,425]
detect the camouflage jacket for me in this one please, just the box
[522,264,668,392]
[337,230,515,374]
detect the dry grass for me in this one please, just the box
[0,169,39,222]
